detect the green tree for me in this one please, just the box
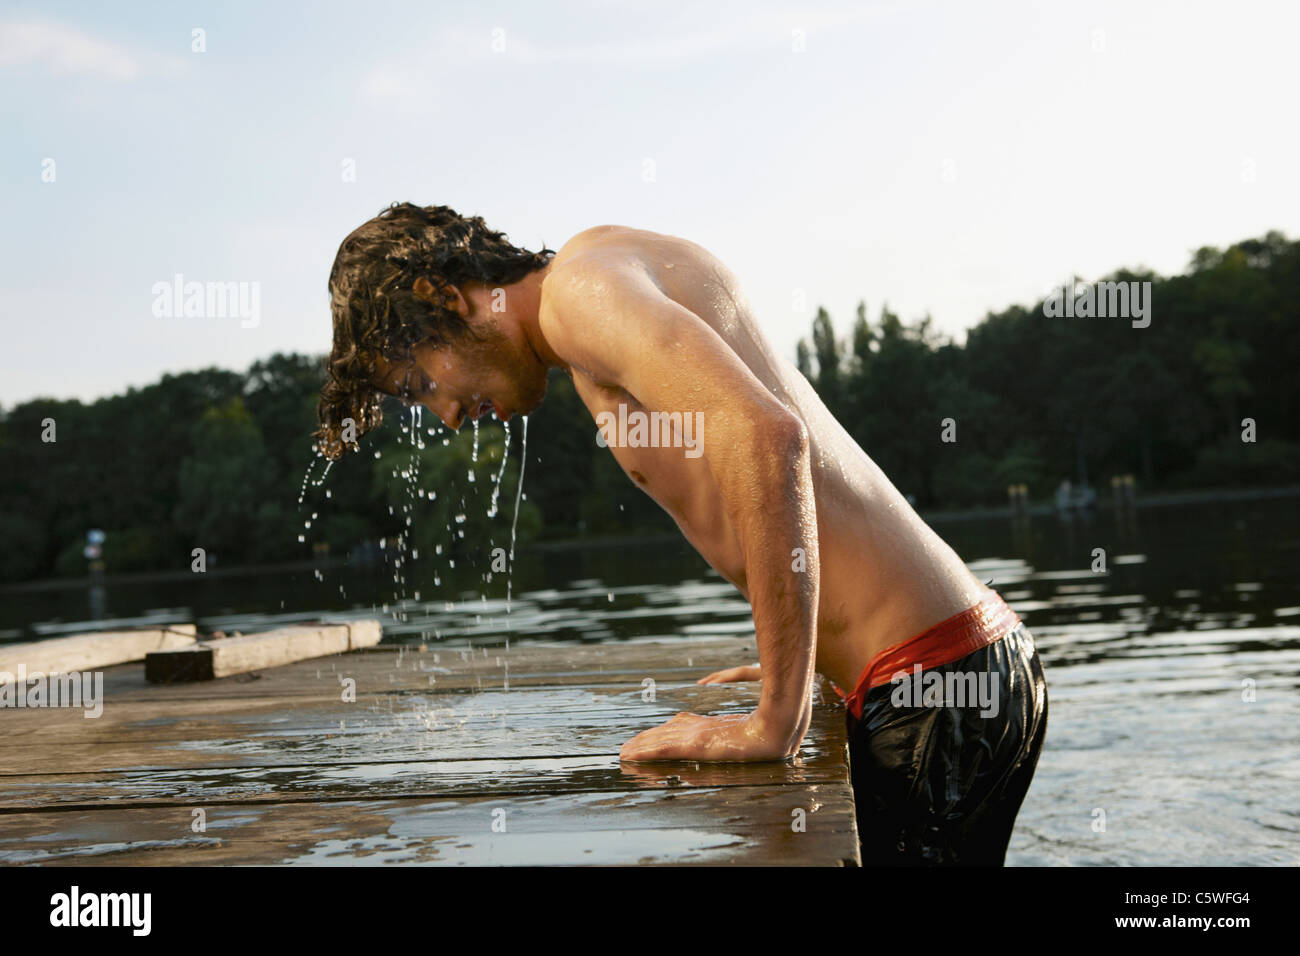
[174,397,272,562]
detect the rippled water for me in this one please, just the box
[4,496,1298,865]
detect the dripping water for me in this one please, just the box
[505,415,528,618]
[297,455,320,507]
[487,418,512,519]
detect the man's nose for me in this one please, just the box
[433,400,464,432]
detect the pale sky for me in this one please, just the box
[3,0,1297,406]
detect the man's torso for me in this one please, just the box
[538,225,984,691]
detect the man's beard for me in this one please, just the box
[516,365,549,415]
[473,325,547,417]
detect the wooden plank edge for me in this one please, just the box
[146,620,381,683]
[0,626,197,685]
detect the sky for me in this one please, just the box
[2,0,1298,406]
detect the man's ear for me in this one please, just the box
[413,276,469,317]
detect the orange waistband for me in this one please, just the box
[836,589,1021,721]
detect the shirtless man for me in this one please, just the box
[315,203,1048,865]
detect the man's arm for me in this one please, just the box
[541,256,820,760]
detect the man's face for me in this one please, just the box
[374,319,548,431]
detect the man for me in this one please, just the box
[315,202,1048,865]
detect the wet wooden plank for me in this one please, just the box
[0,749,850,810]
[0,625,197,684]
[0,680,844,774]
[145,620,381,682]
[0,693,847,807]
[0,786,858,866]
[113,637,762,700]
[0,639,859,865]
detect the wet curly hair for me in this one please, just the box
[314,202,554,459]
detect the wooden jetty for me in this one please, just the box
[0,636,861,865]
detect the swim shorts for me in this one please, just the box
[836,590,1048,865]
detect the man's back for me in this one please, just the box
[537,225,985,693]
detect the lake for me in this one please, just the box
[3,496,1298,865]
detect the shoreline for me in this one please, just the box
[4,484,1297,593]
[919,483,1300,524]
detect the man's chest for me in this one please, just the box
[567,371,737,545]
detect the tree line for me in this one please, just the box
[1,231,1296,582]
[792,231,1299,508]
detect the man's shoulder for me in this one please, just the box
[550,225,633,274]
[559,223,637,246]
[538,226,697,371]
[550,224,699,271]
[543,226,652,304]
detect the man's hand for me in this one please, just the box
[696,663,761,684]
[619,710,799,762]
